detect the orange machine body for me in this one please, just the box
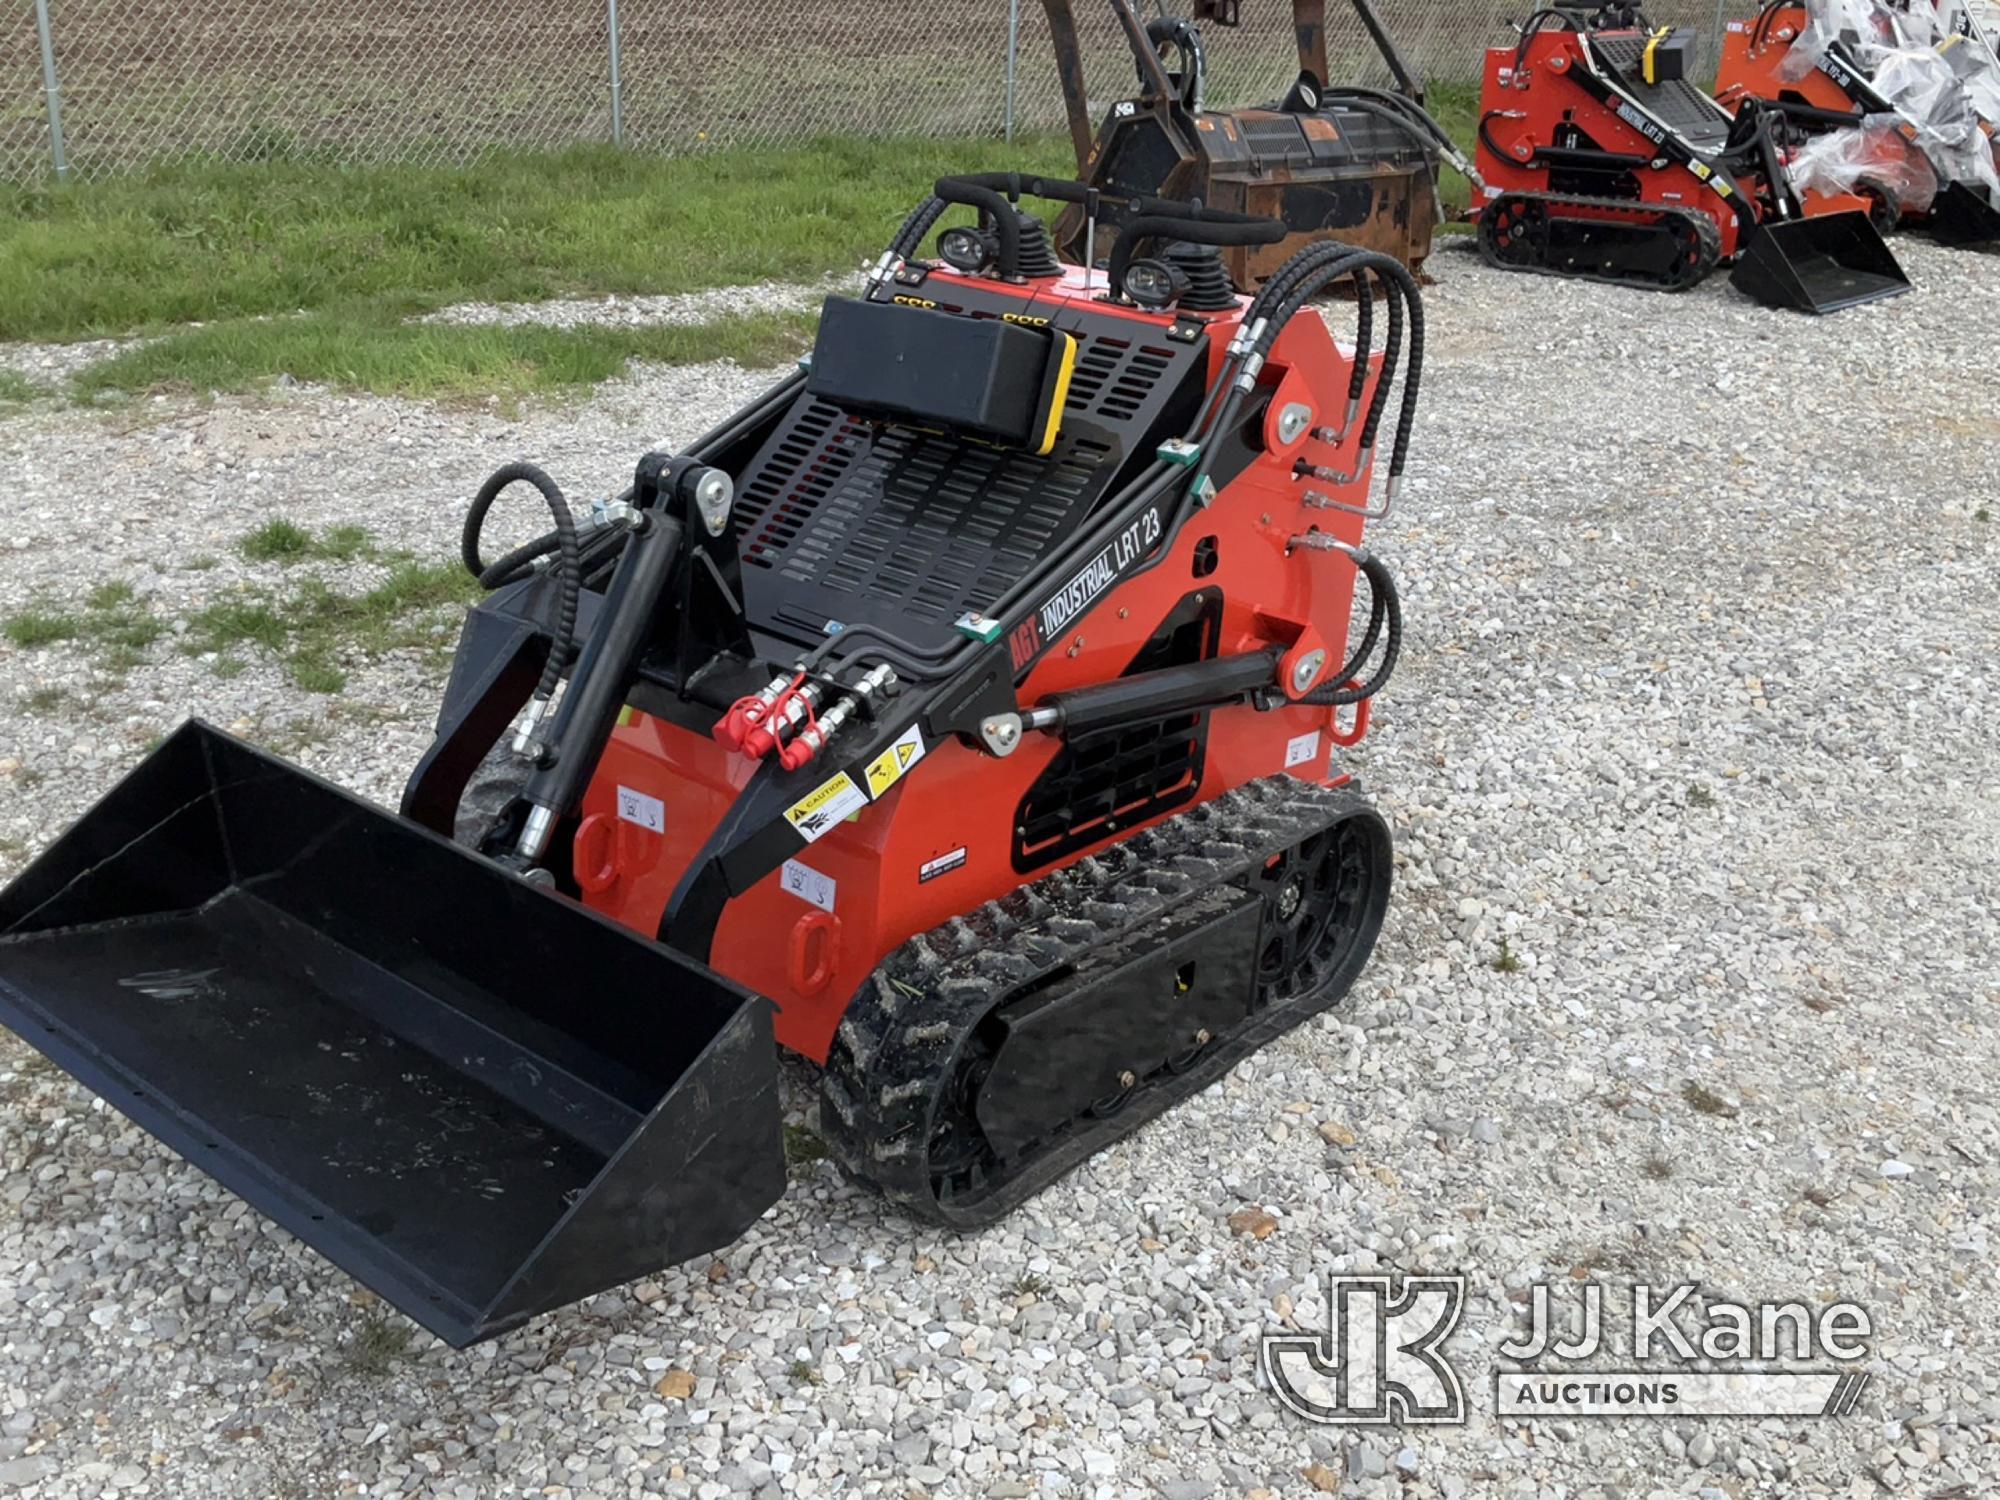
[1715,3,1996,221]
[569,263,1384,1062]
[1477,23,1872,261]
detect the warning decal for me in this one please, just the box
[919,847,968,884]
[863,722,927,799]
[785,772,868,843]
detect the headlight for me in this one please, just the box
[1124,257,1189,310]
[938,225,997,274]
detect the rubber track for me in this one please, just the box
[1478,190,1724,293]
[818,776,1386,1228]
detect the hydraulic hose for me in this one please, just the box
[1272,253,1426,494]
[891,196,950,260]
[462,462,580,705]
[1300,547,1402,706]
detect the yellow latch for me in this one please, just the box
[1642,27,1671,85]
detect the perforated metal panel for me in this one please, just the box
[732,301,1207,652]
[1593,34,1733,146]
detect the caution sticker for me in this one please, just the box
[863,722,927,799]
[785,772,868,843]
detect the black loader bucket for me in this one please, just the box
[0,722,785,1347]
[1929,182,2000,247]
[1730,210,1911,314]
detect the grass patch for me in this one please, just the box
[1490,936,1522,974]
[783,1124,829,1166]
[70,306,819,401]
[3,611,79,648]
[0,370,46,405]
[240,519,313,561]
[187,559,480,693]
[241,519,376,564]
[786,1359,822,1386]
[20,685,67,715]
[187,598,288,656]
[1682,1080,1740,1120]
[341,1310,411,1378]
[1686,783,1717,808]
[0,136,1071,342]
[5,583,162,658]
[1426,80,1481,222]
[1641,1155,1674,1182]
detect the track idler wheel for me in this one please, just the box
[1479,197,1551,271]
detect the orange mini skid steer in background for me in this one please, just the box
[0,176,1419,1346]
[1715,1,2000,243]
[1473,2,1911,310]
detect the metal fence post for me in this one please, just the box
[608,0,625,147]
[33,0,69,182]
[1005,0,1021,142]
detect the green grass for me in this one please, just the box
[69,305,820,401]
[187,559,481,694]
[3,611,79,648]
[1427,80,1481,223]
[340,1310,411,1378]
[0,136,1070,342]
[0,370,45,405]
[3,581,163,671]
[783,1124,829,1166]
[240,519,375,564]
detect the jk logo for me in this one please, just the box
[1261,1275,1467,1425]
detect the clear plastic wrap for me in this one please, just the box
[1782,0,2000,199]
[1780,0,1909,82]
[1873,43,2000,197]
[1787,117,1941,212]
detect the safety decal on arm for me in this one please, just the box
[785,772,869,843]
[864,723,927,797]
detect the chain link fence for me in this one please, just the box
[4,1,1760,185]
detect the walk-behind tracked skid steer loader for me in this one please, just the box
[1714,0,2000,243]
[0,177,1419,1347]
[1474,3,1911,310]
[1043,0,1480,285]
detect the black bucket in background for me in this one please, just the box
[1731,210,1912,313]
[0,722,786,1347]
[1929,181,2000,247]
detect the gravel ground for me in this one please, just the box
[424,278,843,330]
[0,240,1995,1499]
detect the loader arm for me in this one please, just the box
[1346,0,1425,101]
[1041,0,1098,172]
[1295,0,1330,87]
